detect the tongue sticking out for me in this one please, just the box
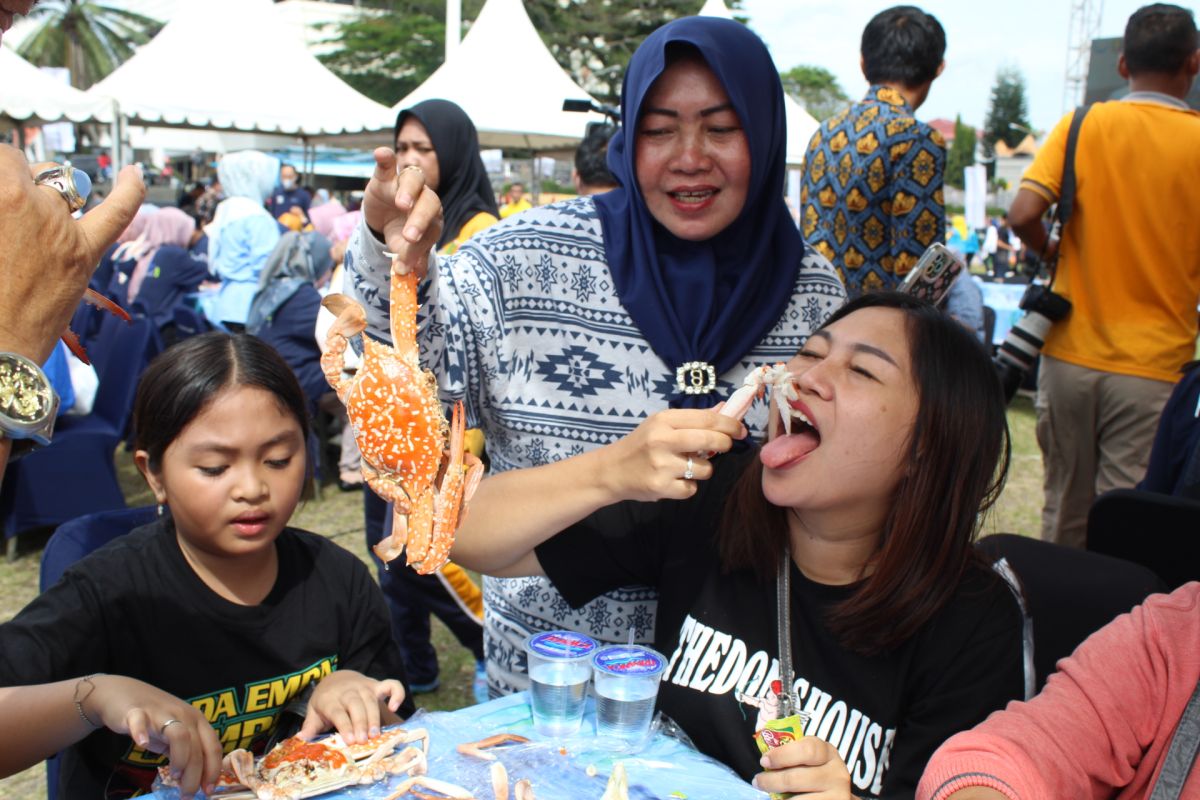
[760,429,820,469]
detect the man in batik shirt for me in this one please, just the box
[801,6,947,299]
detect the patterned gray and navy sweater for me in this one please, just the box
[347,195,846,695]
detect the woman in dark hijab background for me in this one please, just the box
[393,99,500,255]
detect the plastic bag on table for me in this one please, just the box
[150,703,766,800]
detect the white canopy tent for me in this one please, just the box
[0,45,114,129]
[697,0,819,167]
[87,0,392,137]
[389,0,605,152]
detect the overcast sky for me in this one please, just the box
[6,0,1159,133]
[740,0,1153,133]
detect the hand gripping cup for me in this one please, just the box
[524,630,598,737]
[591,644,667,747]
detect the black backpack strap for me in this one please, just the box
[1148,677,1200,800]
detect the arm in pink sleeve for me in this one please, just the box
[919,585,1200,800]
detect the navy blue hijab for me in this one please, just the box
[593,17,804,407]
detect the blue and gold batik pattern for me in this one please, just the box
[800,85,947,299]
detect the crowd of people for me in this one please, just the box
[0,0,1198,798]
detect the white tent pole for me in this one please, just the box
[110,100,122,173]
[446,0,462,60]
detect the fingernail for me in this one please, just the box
[369,726,380,737]
[760,754,771,768]
[136,735,148,747]
[751,775,761,789]
[404,225,420,242]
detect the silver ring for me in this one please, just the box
[683,457,695,481]
[159,718,182,735]
[34,166,91,213]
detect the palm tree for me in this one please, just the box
[16,1,163,90]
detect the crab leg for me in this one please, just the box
[383,775,475,799]
[456,732,530,761]
[409,400,486,575]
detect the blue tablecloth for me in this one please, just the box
[978,280,1027,346]
[150,692,765,799]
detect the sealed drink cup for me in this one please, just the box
[524,630,597,737]
[591,644,667,747]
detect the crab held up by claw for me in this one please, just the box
[321,256,485,575]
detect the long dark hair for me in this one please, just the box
[133,332,310,474]
[718,292,1010,655]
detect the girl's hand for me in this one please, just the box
[86,675,223,800]
[753,736,854,799]
[598,408,746,503]
[300,670,406,745]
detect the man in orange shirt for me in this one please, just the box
[1010,3,1200,548]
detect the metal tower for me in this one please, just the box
[1063,0,1104,111]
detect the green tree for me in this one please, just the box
[17,0,162,89]
[319,0,745,111]
[780,64,849,121]
[944,115,976,190]
[983,66,1031,151]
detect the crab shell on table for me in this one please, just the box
[321,256,485,575]
[224,728,430,800]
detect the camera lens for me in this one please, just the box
[996,312,1054,373]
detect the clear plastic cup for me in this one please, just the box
[591,644,667,747]
[524,630,598,737]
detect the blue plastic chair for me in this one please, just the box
[40,506,157,800]
[171,304,212,340]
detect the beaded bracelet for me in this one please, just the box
[72,674,104,728]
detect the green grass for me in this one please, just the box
[0,403,1045,798]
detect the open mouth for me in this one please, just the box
[761,397,821,469]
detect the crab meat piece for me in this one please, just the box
[321,258,485,575]
[491,761,508,800]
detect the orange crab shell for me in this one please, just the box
[343,335,448,495]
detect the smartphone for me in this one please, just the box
[898,243,965,306]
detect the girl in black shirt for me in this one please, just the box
[451,292,1022,799]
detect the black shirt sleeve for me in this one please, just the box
[326,543,417,718]
[535,449,753,610]
[0,557,113,685]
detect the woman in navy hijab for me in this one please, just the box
[343,9,846,770]
[593,16,821,405]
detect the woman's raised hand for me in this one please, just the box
[599,409,746,503]
[86,675,223,799]
[362,146,443,279]
[754,736,855,799]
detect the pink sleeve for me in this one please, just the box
[918,586,1200,800]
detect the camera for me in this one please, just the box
[995,282,1072,401]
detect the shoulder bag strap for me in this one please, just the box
[1045,103,1093,287]
[1148,676,1200,800]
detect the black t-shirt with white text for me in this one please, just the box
[0,518,412,799]
[537,451,1024,799]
